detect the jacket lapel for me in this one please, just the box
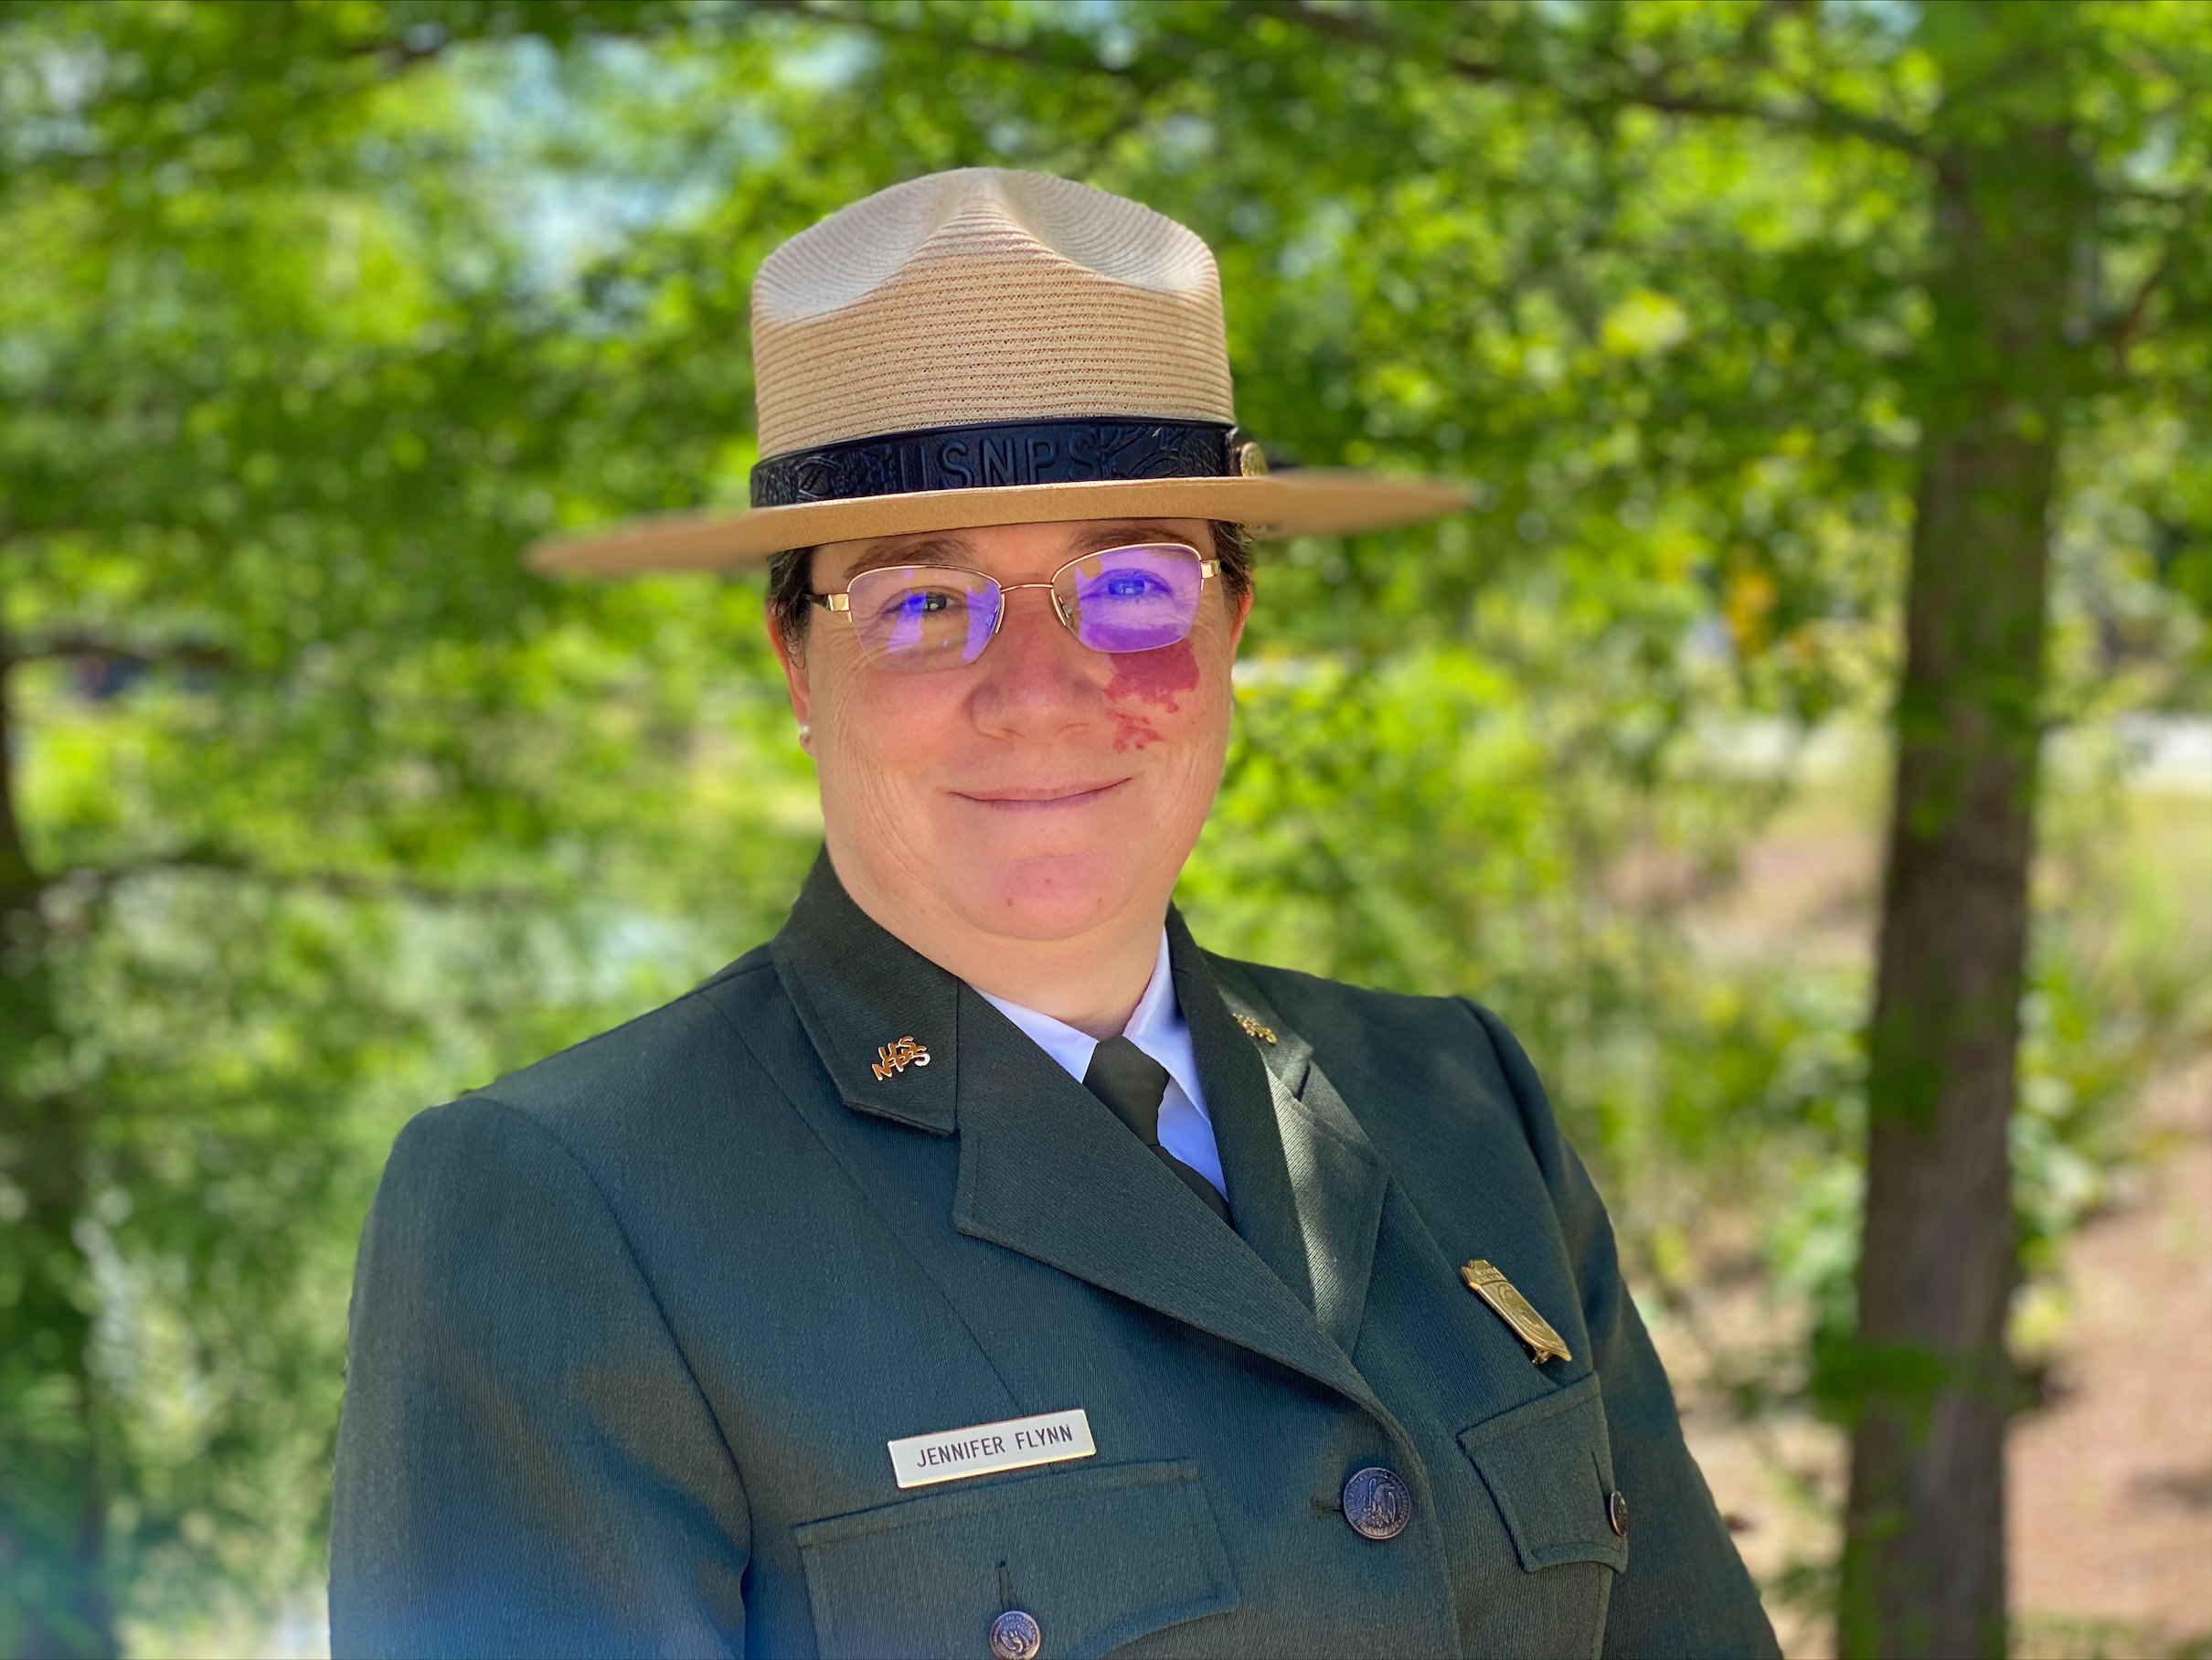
[771,853,960,1137]
[768,853,1389,1417]
[1178,920,1391,1362]
[950,982,1387,1417]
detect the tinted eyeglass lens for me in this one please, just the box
[1058,544,1205,654]
[844,566,1004,671]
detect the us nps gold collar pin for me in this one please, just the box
[1461,1259,1572,1365]
[871,1036,931,1081]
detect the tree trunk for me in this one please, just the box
[0,649,115,1659]
[1837,111,2083,1660]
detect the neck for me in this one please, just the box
[829,850,1165,1041]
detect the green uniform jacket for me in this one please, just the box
[331,857,1778,1659]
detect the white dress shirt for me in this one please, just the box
[978,931,1228,1201]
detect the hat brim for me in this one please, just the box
[526,472,1467,576]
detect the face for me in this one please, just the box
[772,518,1251,946]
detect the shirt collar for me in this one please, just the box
[770,849,1219,1135]
[979,931,1212,1123]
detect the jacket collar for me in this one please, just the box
[768,849,1392,1402]
[770,850,960,1135]
[1191,934,1391,1361]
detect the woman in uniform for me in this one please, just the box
[331,167,1778,1660]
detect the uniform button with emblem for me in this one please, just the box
[1341,1465,1412,1541]
[1609,1488,1630,1538]
[989,1608,1042,1660]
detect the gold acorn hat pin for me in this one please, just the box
[1461,1260,1572,1366]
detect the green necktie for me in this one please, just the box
[1082,1036,1232,1226]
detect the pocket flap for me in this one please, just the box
[795,1458,1238,1659]
[1457,1374,1629,1574]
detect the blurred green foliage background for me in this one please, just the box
[2,2,2209,1655]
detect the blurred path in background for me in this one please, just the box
[1672,1063,2212,1660]
[1654,724,2212,1660]
[2009,1060,2212,1660]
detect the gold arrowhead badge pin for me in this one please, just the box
[1461,1260,1572,1366]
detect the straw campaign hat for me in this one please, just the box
[529,169,1465,574]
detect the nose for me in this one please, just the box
[969,584,1101,736]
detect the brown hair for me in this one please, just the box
[766,522,1252,656]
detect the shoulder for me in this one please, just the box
[378,943,803,1203]
[1207,951,1569,1178]
[483,944,785,1121]
[1218,953,1483,1044]
[1207,951,1519,1096]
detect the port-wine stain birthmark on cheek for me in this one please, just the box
[1104,641,1201,752]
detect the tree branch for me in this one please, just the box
[0,633,234,672]
[338,3,713,77]
[343,28,456,72]
[2102,180,2211,210]
[790,0,1157,80]
[1618,77,1922,156]
[2101,245,2175,364]
[57,851,544,910]
[1248,1,1928,158]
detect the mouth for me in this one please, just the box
[952,778,1132,813]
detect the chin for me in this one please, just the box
[955,851,1144,942]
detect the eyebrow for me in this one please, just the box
[836,536,978,580]
[833,523,1202,582]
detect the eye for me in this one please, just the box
[889,588,959,619]
[1099,570,1166,599]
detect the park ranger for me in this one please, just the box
[331,169,1779,1659]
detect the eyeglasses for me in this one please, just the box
[807,542,1219,673]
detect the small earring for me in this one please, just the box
[797,723,812,747]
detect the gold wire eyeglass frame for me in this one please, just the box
[805,542,1220,666]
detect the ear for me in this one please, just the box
[768,606,814,746]
[1227,574,1255,655]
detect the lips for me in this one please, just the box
[952,778,1131,811]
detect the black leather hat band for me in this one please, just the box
[749,418,1264,510]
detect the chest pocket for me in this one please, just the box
[793,1458,1239,1659]
[1457,1373,1630,1575]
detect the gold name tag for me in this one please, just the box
[886,1409,1096,1490]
